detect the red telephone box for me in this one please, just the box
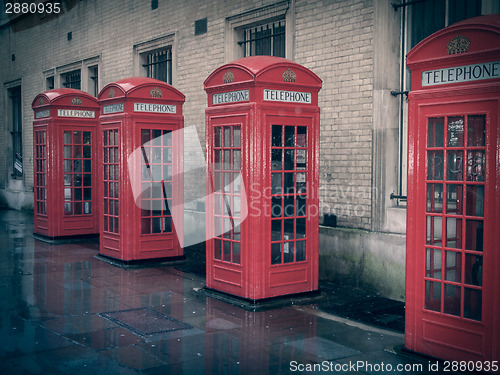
[32,89,99,239]
[406,15,500,363]
[204,56,322,300]
[97,78,185,262]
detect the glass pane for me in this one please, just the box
[446,184,462,214]
[467,151,485,182]
[297,126,307,147]
[284,219,294,240]
[163,217,172,232]
[223,127,231,147]
[272,125,282,147]
[233,242,240,264]
[214,238,221,260]
[283,196,294,217]
[64,132,72,144]
[272,173,282,195]
[74,202,82,215]
[64,146,72,158]
[271,243,282,264]
[271,220,282,241]
[233,126,240,148]
[445,251,461,282]
[296,196,306,216]
[223,241,231,262]
[296,218,306,239]
[141,218,150,234]
[447,151,463,181]
[284,149,294,170]
[83,146,91,158]
[464,288,482,321]
[152,217,161,233]
[426,183,443,213]
[233,150,241,170]
[447,116,464,147]
[296,240,306,262]
[444,284,460,316]
[427,151,443,180]
[425,280,441,312]
[465,220,483,252]
[466,185,484,217]
[214,127,221,147]
[428,117,444,147]
[426,216,442,246]
[284,126,294,147]
[271,197,282,218]
[284,173,294,194]
[465,254,482,286]
[296,172,306,194]
[445,217,462,249]
[283,241,294,263]
[64,202,72,214]
[64,174,72,186]
[272,150,282,170]
[296,150,306,170]
[467,115,485,147]
[223,150,231,170]
[426,248,442,279]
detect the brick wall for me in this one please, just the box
[0,0,376,229]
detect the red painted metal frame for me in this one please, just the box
[97,78,185,261]
[406,15,500,363]
[204,56,322,300]
[32,89,99,238]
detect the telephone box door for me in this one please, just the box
[408,100,498,362]
[405,15,500,364]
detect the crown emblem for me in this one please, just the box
[150,87,162,98]
[223,70,234,83]
[109,88,115,98]
[282,68,296,82]
[446,34,470,55]
[71,96,82,105]
[38,98,44,105]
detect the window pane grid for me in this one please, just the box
[213,125,241,265]
[35,130,47,215]
[140,129,174,235]
[63,70,81,90]
[63,131,92,216]
[271,125,307,265]
[240,19,285,57]
[143,48,172,84]
[103,129,119,234]
[424,115,485,321]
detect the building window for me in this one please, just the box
[89,66,98,97]
[410,0,482,48]
[143,48,172,84]
[9,86,23,179]
[239,19,285,57]
[225,1,293,62]
[62,69,81,89]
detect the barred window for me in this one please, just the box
[239,19,285,57]
[62,70,81,90]
[143,48,172,84]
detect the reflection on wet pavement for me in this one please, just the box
[0,209,431,375]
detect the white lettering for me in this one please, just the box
[263,89,312,103]
[102,103,124,114]
[57,109,95,118]
[212,90,249,104]
[422,61,500,86]
[133,102,176,114]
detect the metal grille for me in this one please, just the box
[63,70,81,89]
[9,86,22,178]
[143,49,172,84]
[239,19,285,57]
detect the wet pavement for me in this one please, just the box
[0,209,467,374]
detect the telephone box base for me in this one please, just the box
[95,253,185,269]
[199,287,322,311]
[33,232,99,245]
